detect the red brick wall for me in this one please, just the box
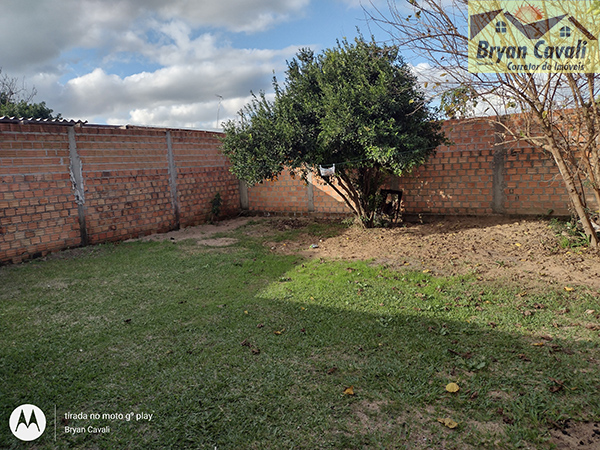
[396,119,572,216]
[77,126,174,244]
[245,119,576,218]
[171,129,239,227]
[0,122,238,264]
[396,119,499,215]
[0,116,591,265]
[311,175,350,214]
[0,123,81,263]
[247,171,309,214]
[503,143,568,215]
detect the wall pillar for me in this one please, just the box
[68,126,88,246]
[307,171,315,212]
[166,130,181,230]
[492,122,506,214]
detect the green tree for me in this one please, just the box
[0,69,60,120]
[368,1,600,246]
[221,36,446,227]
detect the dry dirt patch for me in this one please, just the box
[270,216,600,291]
[549,421,600,449]
[132,217,252,246]
[133,215,600,291]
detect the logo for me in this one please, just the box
[9,404,46,441]
[469,1,600,73]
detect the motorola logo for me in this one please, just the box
[9,404,46,441]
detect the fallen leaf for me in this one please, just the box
[251,347,260,355]
[327,367,338,375]
[518,353,531,361]
[469,391,479,400]
[585,309,596,315]
[240,339,251,347]
[437,418,459,429]
[257,323,264,328]
[273,328,285,335]
[564,286,574,292]
[343,386,355,395]
[446,382,460,393]
[532,342,545,346]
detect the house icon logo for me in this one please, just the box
[9,404,46,441]
[468,0,600,73]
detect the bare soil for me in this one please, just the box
[132,217,251,246]
[139,215,600,292]
[267,215,600,292]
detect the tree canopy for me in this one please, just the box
[368,1,600,246]
[221,36,446,226]
[0,69,60,120]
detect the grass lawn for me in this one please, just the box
[1,219,599,449]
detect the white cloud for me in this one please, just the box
[48,39,299,128]
[0,0,311,128]
[0,0,309,73]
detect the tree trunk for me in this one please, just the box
[547,144,599,247]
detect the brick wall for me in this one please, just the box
[396,119,573,216]
[246,171,349,215]
[0,121,238,264]
[246,118,577,218]
[1,116,592,265]
[0,123,80,263]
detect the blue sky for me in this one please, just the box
[0,0,422,130]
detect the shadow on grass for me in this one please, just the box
[0,240,599,449]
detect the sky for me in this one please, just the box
[0,0,411,130]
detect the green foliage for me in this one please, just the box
[221,36,446,226]
[0,68,61,119]
[440,86,480,119]
[549,218,592,249]
[0,98,59,119]
[209,192,223,223]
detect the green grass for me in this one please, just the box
[548,217,592,249]
[1,220,599,449]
